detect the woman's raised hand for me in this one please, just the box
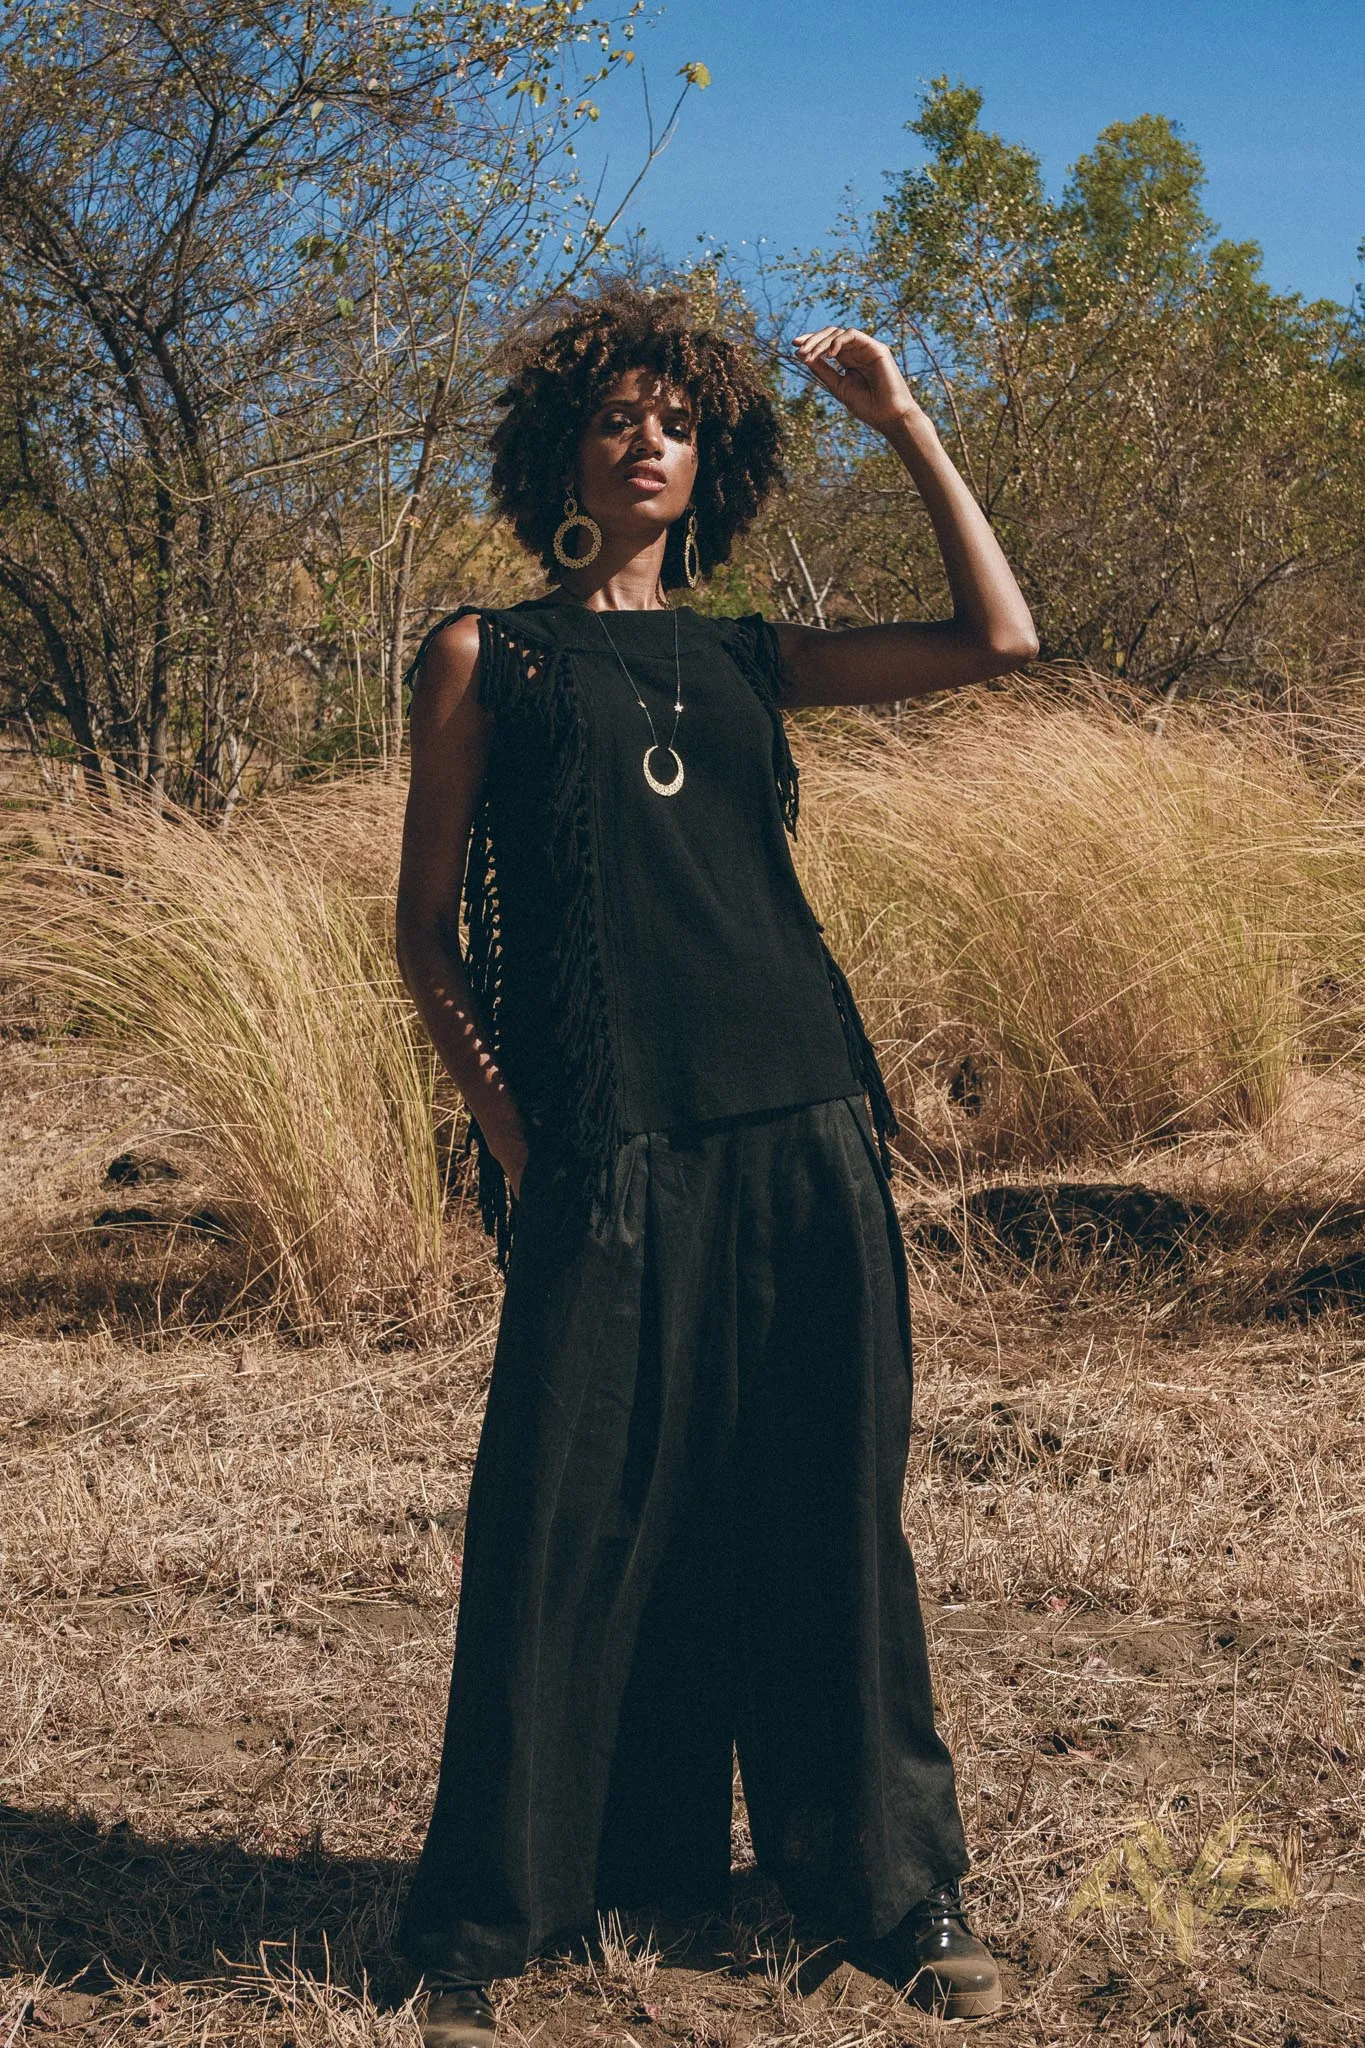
[792,325,923,436]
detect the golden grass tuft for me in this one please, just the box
[792,675,1365,1173]
[3,792,443,1338]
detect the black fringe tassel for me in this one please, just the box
[404,606,517,1271]
[813,922,902,1175]
[403,605,624,1273]
[726,613,801,834]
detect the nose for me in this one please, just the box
[630,412,666,457]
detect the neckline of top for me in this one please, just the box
[511,598,698,619]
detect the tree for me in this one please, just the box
[0,0,692,805]
[782,79,1365,696]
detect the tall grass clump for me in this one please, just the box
[4,790,444,1336]
[793,677,1353,1173]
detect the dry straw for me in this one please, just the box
[792,675,1365,1174]
[4,788,443,1337]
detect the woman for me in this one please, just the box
[394,282,1037,2046]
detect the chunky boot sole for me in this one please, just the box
[907,1967,1004,2019]
[418,1985,498,2046]
[856,1880,1003,2022]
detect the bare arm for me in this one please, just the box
[395,614,531,1197]
[775,325,1039,708]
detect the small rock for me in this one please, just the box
[103,1151,179,1188]
[801,1959,890,2010]
[91,1206,159,1229]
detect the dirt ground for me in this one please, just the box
[1,1036,1362,2045]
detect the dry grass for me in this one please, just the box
[0,1259,1361,2044]
[9,680,1365,1337]
[2,794,445,1338]
[792,677,1365,1175]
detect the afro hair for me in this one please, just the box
[488,279,787,590]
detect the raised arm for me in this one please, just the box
[395,615,531,1198]
[774,325,1038,708]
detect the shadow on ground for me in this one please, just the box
[908,1179,1365,1318]
[10,1167,1365,1343]
[0,1801,408,2001]
[0,1804,841,2016]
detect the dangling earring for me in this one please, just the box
[553,488,602,569]
[683,506,700,589]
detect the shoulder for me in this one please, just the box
[708,609,794,704]
[405,614,489,760]
[418,610,482,688]
[406,605,483,702]
[409,601,562,692]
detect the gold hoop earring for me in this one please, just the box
[683,507,700,589]
[552,489,602,569]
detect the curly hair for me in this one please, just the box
[488,279,786,590]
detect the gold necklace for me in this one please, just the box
[591,602,685,797]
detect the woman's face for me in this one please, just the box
[572,367,699,546]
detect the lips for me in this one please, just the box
[623,464,668,489]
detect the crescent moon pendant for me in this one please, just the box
[643,745,684,796]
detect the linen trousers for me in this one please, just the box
[397,1091,969,1985]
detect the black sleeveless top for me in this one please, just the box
[406,598,900,1270]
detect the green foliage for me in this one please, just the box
[784,77,1365,692]
[3,43,1361,778]
[1062,112,1212,292]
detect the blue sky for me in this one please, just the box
[572,0,1365,312]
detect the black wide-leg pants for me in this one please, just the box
[397,1091,969,1984]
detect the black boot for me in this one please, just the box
[858,1880,1002,2019]
[416,1977,497,2047]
